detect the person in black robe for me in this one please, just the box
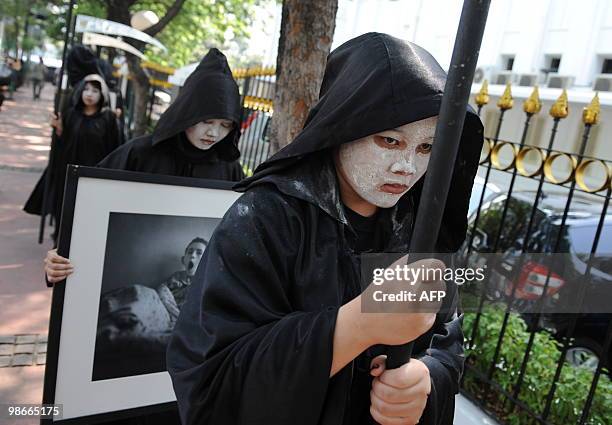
[42,49,245,425]
[44,48,245,285]
[166,33,483,425]
[24,74,121,243]
[97,48,245,181]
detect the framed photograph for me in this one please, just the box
[42,165,241,424]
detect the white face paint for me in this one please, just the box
[337,116,438,208]
[82,82,102,108]
[185,119,234,150]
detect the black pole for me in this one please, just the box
[386,0,491,370]
[37,0,76,244]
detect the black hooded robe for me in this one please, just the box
[24,76,120,228]
[168,33,484,425]
[98,48,245,181]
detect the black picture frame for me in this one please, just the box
[41,165,239,424]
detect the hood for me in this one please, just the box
[66,45,103,87]
[71,73,110,110]
[152,48,242,161]
[236,33,484,252]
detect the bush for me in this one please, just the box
[463,308,611,425]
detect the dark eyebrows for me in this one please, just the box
[383,129,436,143]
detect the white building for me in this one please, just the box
[333,0,612,90]
[251,0,612,164]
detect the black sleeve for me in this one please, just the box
[97,142,132,170]
[167,188,338,425]
[232,160,246,181]
[105,111,121,155]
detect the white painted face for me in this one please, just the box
[82,82,102,108]
[337,116,438,208]
[185,119,234,150]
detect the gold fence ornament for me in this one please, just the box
[475,80,489,107]
[582,93,600,125]
[523,86,542,115]
[543,152,577,185]
[497,83,513,110]
[490,141,519,171]
[480,139,610,193]
[549,89,569,119]
[575,159,611,193]
[516,146,545,177]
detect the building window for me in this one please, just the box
[505,56,515,71]
[549,57,561,73]
[602,59,612,74]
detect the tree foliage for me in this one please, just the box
[3,0,261,68]
[132,0,259,67]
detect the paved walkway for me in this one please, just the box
[0,83,55,425]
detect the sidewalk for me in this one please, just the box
[0,83,55,425]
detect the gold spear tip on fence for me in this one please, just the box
[497,82,513,110]
[549,89,569,119]
[523,85,542,115]
[582,93,600,125]
[475,79,489,106]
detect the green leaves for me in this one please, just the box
[133,0,261,68]
[463,309,611,424]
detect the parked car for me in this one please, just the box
[461,189,612,370]
[239,110,271,172]
[468,175,500,216]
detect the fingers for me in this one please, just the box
[370,363,430,425]
[46,268,72,284]
[46,262,73,271]
[370,355,387,377]
[378,359,431,391]
[369,405,416,425]
[370,391,421,423]
[44,249,73,284]
[46,249,71,265]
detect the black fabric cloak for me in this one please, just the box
[98,48,244,180]
[168,32,483,425]
[24,75,120,223]
[66,44,104,87]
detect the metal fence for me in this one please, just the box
[460,82,611,425]
[233,67,275,175]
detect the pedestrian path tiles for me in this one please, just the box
[0,334,47,367]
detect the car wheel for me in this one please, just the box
[565,338,602,371]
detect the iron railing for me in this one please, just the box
[461,82,610,425]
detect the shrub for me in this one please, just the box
[463,308,611,425]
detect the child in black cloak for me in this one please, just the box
[97,48,245,181]
[24,74,121,243]
[41,48,245,425]
[44,48,245,283]
[166,33,483,425]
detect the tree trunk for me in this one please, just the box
[270,0,338,153]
